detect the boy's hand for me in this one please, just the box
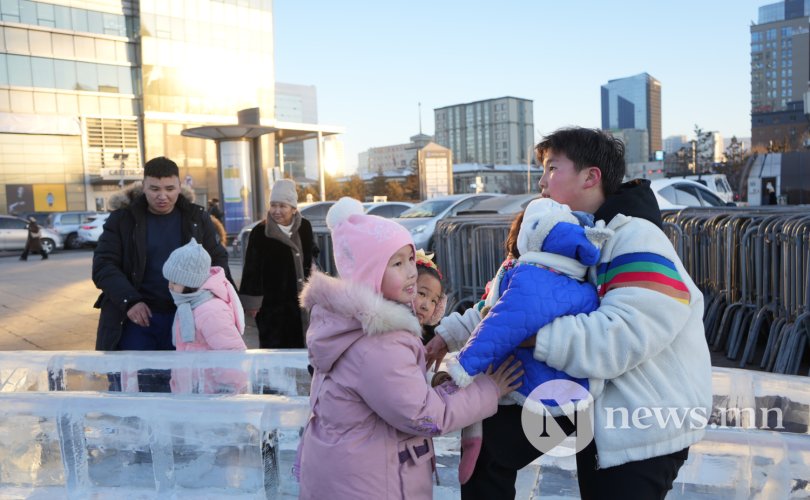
[425,335,448,371]
[486,356,524,397]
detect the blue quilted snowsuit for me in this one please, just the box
[451,220,603,409]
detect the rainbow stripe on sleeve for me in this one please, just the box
[596,252,690,305]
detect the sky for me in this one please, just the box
[273,1,765,173]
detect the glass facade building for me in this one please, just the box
[1,0,275,214]
[434,96,534,165]
[750,0,810,152]
[600,72,662,161]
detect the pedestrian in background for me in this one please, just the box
[92,156,230,392]
[240,179,317,348]
[20,216,48,261]
[207,197,223,222]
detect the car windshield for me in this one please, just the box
[398,200,453,218]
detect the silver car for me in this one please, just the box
[0,215,64,254]
[46,211,98,249]
[393,193,501,251]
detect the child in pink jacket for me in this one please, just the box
[296,198,523,500]
[162,239,247,394]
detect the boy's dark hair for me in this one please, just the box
[504,210,525,259]
[535,127,626,196]
[144,156,179,179]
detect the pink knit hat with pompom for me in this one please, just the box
[326,197,415,293]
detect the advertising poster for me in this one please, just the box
[6,184,34,214]
[33,184,67,211]
[220,140,253,234]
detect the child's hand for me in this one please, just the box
[431,371,452,387]
[425,335,448,371]
[485,356,524,397]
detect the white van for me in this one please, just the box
[668,174,734,203]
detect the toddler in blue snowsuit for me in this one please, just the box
[446,197,613,483]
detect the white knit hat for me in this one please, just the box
[162,239,211,289]
[270,179,298,208]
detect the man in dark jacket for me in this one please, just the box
[93,157,230,390]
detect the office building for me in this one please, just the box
[358,133,432,175]
[601,72,661,160]
[434,97,534,165]
[750,0,810,152]
[664,135,689,155]
[0,0,278,213]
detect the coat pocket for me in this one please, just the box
[397,436,434,499]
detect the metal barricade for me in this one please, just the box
[663,206,810,375]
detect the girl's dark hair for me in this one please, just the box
[416,265,443,293]
[182,286,199,294]
[504,210,525,259]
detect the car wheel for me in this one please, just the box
[40,238,55,254]
[65,233,81,249]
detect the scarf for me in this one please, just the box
[278,222,293,238]
[170,289,214,345]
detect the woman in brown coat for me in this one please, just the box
[20,217,48,260]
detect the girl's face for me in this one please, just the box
[413,272,442,325]
[168,281,184,293]
[269,202,296,226]
[380,244,417,305]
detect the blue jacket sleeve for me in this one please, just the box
[456,267,566,378]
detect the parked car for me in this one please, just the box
[232,201,337,258]
[77,213,111,247]
[651,178,735,210]
[362,201,414,218]
[666,173,735,204]
[454,193,538,216]
[0,215,63,254]
[393,193,501,251]
[46,211,98,249]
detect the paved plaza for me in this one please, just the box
[0,249,258,351]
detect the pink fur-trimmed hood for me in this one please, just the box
[300,271,422,373]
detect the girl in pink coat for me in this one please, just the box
[297,198,523,500]
[162,239,247,394]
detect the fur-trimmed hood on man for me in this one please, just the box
[300,270,421,373]
[107,181,195,210]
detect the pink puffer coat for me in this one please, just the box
[170,266,247,394]
[297,271,500,500]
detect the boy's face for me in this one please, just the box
[538,151,596,212]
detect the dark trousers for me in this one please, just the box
[20,247,47,260]
[461,404,576,500]
[111,311,175,393]
[576,439,688,500]
[255,307,304,348]
[461,404,689,500]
